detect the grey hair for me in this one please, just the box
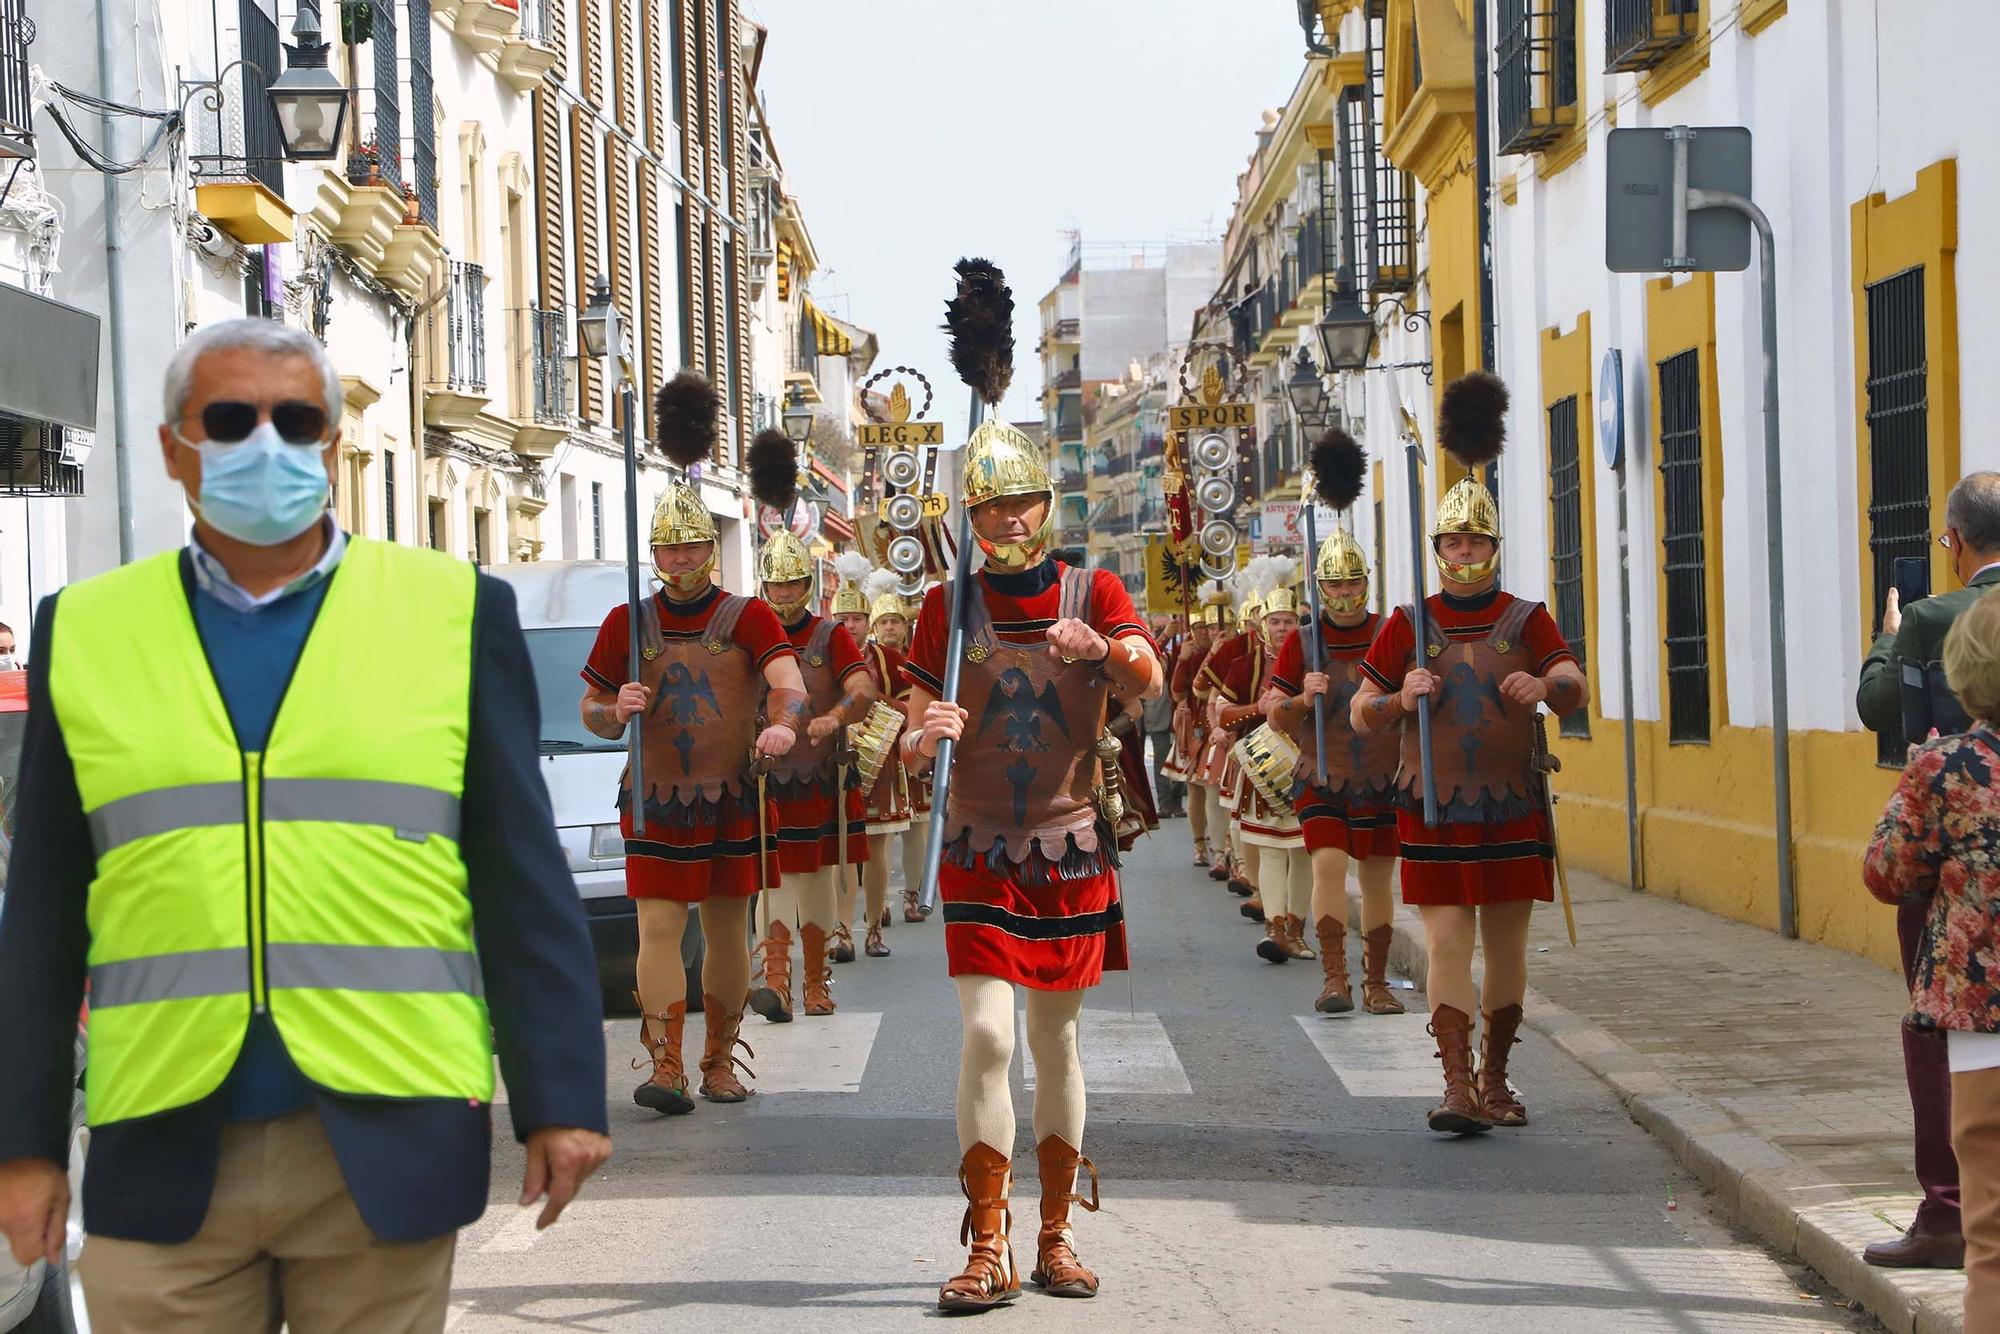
[161,318,343,429]
[1946,472,2000,556]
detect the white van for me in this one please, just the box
[490,561,702,1012]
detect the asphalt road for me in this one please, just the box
[450,821,1876,1333]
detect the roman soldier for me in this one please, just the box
[748,527,875,1024]
[1201,587,1268,913]
[900,587,937,924]
[904,418,1161,1312]
[1240,570,1313,961]
[1165,587,1223,867]
[579,401,806,1114]
[829,563,914,961]
[1351,372,1588,1135]
[1267,528,1404,1014]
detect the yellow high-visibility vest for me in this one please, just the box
[50,537,493,1126]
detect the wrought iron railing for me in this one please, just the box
[409,0,439,229]
[440,260,487,393]
[0,414,84,498]
[1497,0,1578,155]
[1606,0,1698,73]
[1864,265,1930,763]
[1546,395,1590,739]
[517,0,550,44]
[1366,4,1415,294]
[1657,350,1710,745]
[524,304,569,424]
[347,0,403,193]
[0,0,33,156]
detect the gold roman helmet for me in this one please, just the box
[1316,530,1370,615]
[870,592,908,624]
[649,481,720,596]
[1432,473,1502,584]
[1237,593,1263,631]
[962,418,1055,572]
[1263,585,1300,617]
[830,583,870,616]
[759,530,816,621]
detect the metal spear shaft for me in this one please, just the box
[621,379,646,838]
[916,394,985,914]
[1405,442,1439,828]
[1300,484,1329,786]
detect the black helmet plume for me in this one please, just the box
[944,258,1015,407]
[1437,371,1509,470]
[747,428,798,513]
[655,371,721,469]
[1309,427,1367,512]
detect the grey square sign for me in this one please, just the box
[1606,126,1754,274]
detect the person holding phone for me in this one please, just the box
[1853,470,2000,1270]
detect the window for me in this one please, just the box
[1546,396,1590,738]
[1606,0,1699,74]
[1496,0,1578,155]
[1366,4,1415,295]
[676,202,691,366]
[355,0,402,190]
[236,0,283,195]
[473,506,491,566]
[670,0,685,131]
[591,482,604,558]
[428,498,446,552]
[1658,350,1710,744]
[408,0,438,229]
[384,451,397,541]
[1865,265,1929,763]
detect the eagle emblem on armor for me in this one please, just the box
[652,661,723,776]
[977,667,1070,827]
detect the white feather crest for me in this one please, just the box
[834,551,872,584]
[1199,578,1228,606]
[1265,554,1298,593]
[863,569,900,600]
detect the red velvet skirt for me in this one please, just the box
[941,854,1129,991]
[772,776,870,874]
[622,787,775,902]
[1297,783,1402,860]
[1395,808,1554,907]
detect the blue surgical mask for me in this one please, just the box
[178,421,330,546]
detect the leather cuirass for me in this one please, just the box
[1396,597,1540,818]
[633,593,761,806]
[766,616,842,786]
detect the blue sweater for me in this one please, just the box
[191,575,331,1122]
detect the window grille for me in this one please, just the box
[1865,264,1930,764]
[409,0,438,229]
[350,0,402,191]
[384,452,397,541]
[236,0,284,194]
[1496,0,1578,155]
[1365,3,1415,295]
[0,0,31,156]
[591,482,604,558]
[1606,0,1698,73]
[1657,350,1711,744]
[1547,396,1590,738]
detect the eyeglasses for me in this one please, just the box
[1941,532,1956,552]
[192,400,329,446]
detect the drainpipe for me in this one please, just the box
[1472,0,1498,374]
[94,0,135,563]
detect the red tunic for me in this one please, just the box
[1199,631,1267,805]
[770,614,871,873]
[584,588,795,902]
[1272,614,1401,860]
[1360,590,1576,907]
[906,563,1152,990]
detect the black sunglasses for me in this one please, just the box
[197,400,329,446]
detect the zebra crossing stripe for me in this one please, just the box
[1294,1014,1440,1097]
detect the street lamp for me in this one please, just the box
[1285,346,1332,432]
[1315,286,1377,373]
[266,0,349,162]
[578,274,648,834]
[782,387,815,446]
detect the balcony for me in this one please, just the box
[1606,0,1698,73]
[1498,0,1579,154]
[425,260,491,431]
[498,0,560,90]
[450,0,521,55]
[0,0,32,159]
[1093,449,1136,479]
[509,304,569,456]
[1049,317,1081,343]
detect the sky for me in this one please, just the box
[744,0,1310,425]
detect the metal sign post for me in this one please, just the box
[1607,125,1792,939]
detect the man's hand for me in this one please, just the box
[613,683,652,724]
[519,1126,612,1230]
[1301,671,1330,700]
[1046,618,1109,665]
[919,700,970,758]
[1500,671,1549,708]
[1398,668,1439,713]
[806,714,841,744]
[755,723,796,758]
[0,1158,67,1267]
[1883,587,1903,636]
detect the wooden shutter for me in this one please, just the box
[606,131,632,375]
[639,172,665,441]
[611,0,637,133]
[726,0,749,465]
[579,0,605,106]
[533,88,565,310]
[679,0,706,380]
[570,105,603,417]
[544,0,567,76]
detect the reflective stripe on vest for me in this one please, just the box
[50,538,492,1126]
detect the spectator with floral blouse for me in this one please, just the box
[1866,586,2000,1324]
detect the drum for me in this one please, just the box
[847,700,905,792]
[1232,722,1300,811]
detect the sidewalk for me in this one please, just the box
[1357,866,1967,1334]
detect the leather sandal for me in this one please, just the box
[1478,1004,1529,1126]
[865,923,890,957]
[1360,924,1405,1015]
[828,923,856,965]
[1239,892,1264,921]
[631,993,694,1115]
[1030,1135,1100,1298]
[904,891,926,924]
[1282,915,1316,960]
[1427,1005,1490,1135]
[937,1144,1020,1312]
[748,921,794,1023]
[1256,913,1291,964]
[698,995,756,1103]
[801,924,837,1016]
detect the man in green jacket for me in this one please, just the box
[1853,470,2000,1270]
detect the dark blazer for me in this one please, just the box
[1857,565,2000,738]
[0,557,609,1244]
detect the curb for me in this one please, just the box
[1352,890,1967,1334]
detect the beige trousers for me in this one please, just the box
[79,1108,456,1334]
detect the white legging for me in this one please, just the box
[956,976,1086,1153]
[1256,845,1314,920]
[760,869,838,938]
